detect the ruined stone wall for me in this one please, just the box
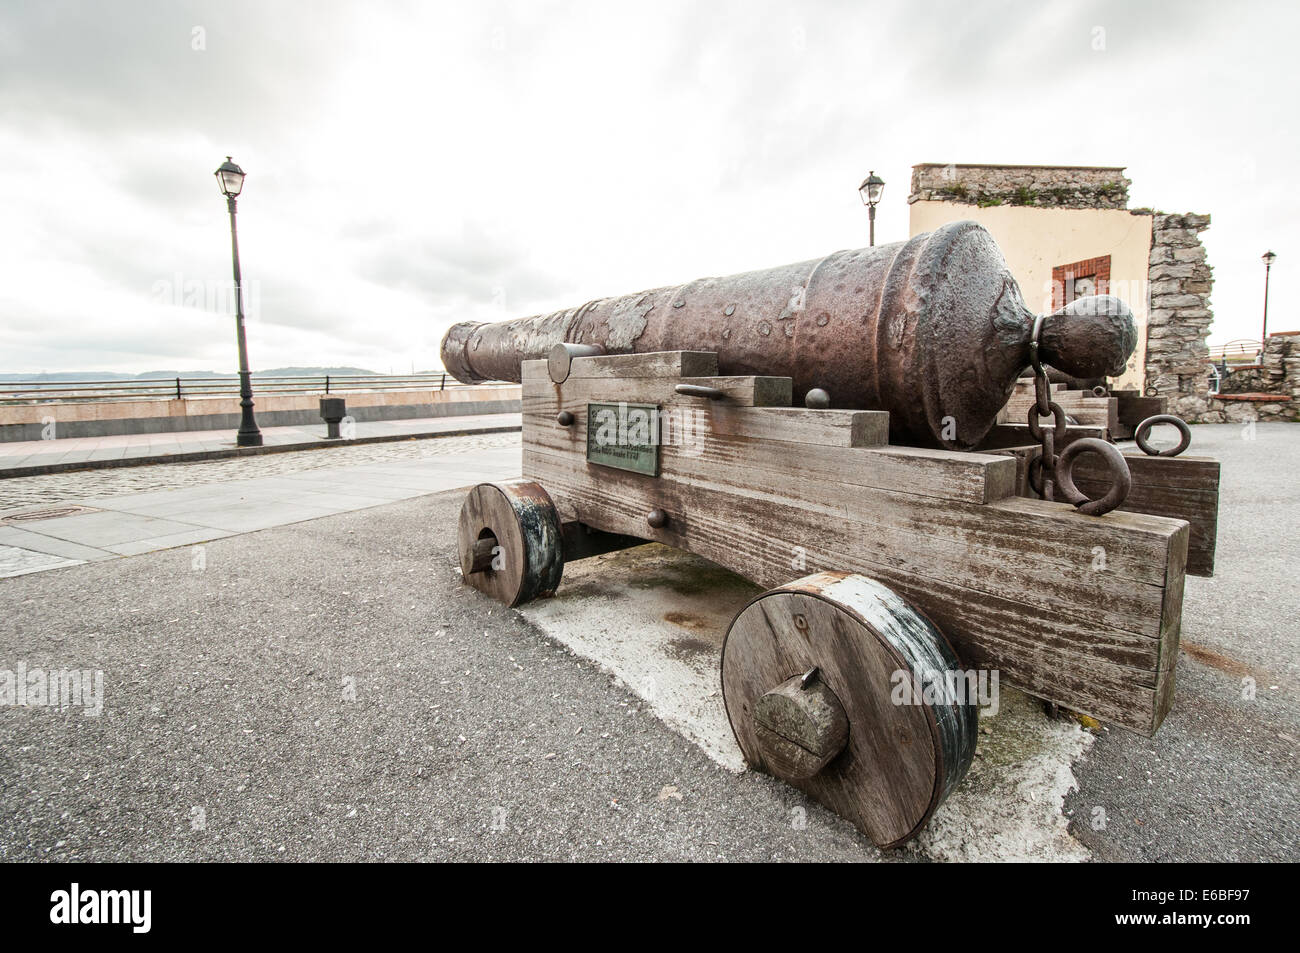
[909,164,1130,209]
[1144,213,1213,420]
[1261,332,1300,405]
[1205,331,1300,422]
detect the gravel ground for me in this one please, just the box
[0,432,522,512]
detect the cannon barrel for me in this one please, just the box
[441,221,1136,449]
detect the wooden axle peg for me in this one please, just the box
[548,343,605,384]
[468,535,498,574]
[753,670,850,781]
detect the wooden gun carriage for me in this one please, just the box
[445,224,1221,847]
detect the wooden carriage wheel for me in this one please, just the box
[721,571,977,848]
[456,480,564,607]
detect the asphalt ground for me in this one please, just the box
[0,422,1295,862]
[1064,422,1298,861]
[0,490,884,862]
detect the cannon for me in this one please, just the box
[442,221,1135,450]
[444,222,1221,847]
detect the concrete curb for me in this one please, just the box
[0,424,522,480]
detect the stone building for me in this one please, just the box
[908,163,1214,419]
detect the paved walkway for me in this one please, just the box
[0,413,521,477]
[0,437,521,579]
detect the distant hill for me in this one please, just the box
[0,367,381,382]
[255,367,381,378]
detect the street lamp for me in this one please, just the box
[1262,250,1277,359]
[214,156,262,447]
[859,171,885,247]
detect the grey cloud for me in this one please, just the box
[0,1,354,144]
[358,224,574,309]
[0,0,1293,374]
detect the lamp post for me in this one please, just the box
[859,171,885,246]
[1261,250,1277,360]
[215,156,262,447]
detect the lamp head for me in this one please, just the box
[859,171,885,207]
[215,156,246,197]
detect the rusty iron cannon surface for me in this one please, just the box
[441,221,1136,450]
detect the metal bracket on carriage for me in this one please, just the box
[1133,414,1193,457]
[673,382,727,400]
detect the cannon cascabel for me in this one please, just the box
[440,221,1136,450]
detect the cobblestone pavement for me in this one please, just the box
[0,432,521,512]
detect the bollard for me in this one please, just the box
[319,397,348,439]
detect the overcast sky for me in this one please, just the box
[0,0,1294,374]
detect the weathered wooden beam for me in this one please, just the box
[1114,391,1167,429]
[565,350,720,380]
[523,370,792,408]
[977,423,1107,450]
[706,406,891,448]
[523,444,1186,734]
[517,352,1192,736]
[525,407,1012,504]
[525,404,890,449]
[1002,390,1118,435]
[1071,453,1219,576]
[528,444,1173,636]
[979,427,1219,577]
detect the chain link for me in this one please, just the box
[1025,317,1131,516]
[1027,314,1064,501]
[1026,363,1069,502]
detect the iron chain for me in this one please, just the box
[1026,318,1132,516]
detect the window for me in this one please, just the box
[1052,255,1111,310]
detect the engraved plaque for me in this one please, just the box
[586,402,660,476]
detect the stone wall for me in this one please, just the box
[1260,332,1300,405]
[907,164,1226,421]
[1144,213,1213,420]
[909,164,1130,209]
[1203,331,1300,422]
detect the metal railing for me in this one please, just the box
[0,373,514,403]
[1207,340,1263,363]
